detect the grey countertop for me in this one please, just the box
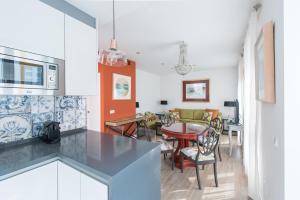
[0,130,159,184]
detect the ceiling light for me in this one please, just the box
[100,0,127,66]
[174,41,193,76]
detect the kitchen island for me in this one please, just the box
[0,130,161,200]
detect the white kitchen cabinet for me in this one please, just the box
[58,162,81,200]
[81,173,108,200]
[65,15,98,96]
[0,0,64,59]
[0,162,58,200]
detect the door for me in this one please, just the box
[81,173,108,200]
[58,162,81,200]
[0,162,58,200]
[0,0,64,59]
[65,15,97,96]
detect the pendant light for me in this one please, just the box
[100,0,127,66]
[174,42,193,75]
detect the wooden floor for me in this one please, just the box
[160,134,248,200]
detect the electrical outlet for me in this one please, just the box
[273,136,279,148]
[110,109,115,114]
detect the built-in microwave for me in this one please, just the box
[0,46,65,95]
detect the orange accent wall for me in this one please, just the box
[98,60,136,132]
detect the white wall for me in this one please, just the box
[160,67,238,117]
[284,1,300,199]
[136,69,161,113]
[257,0,284,199]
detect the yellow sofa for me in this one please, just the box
[171,108,221,125]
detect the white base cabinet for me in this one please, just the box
[0,162,108,200]
[58,162,81,200]
[58,162,108,200]
[0,162,58,200]
[81,172,108,200]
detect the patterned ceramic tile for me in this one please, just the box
[32,123,43,137]
[77,97,86,111]
[56,96,78,111]
[0,96,9,114]
[55,111,64,124]
[75,117,86,129]
[63,110,76,124]
[32,112,54,123]
[6,96,31,114]
[60,121,75,132]
[30,96,39,114]
[0,95,87,143]
[39,96,54,113]
[0,114,32,143]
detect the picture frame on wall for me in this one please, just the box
[113,73,131,100]
[182,79,210,102]
[255,21,276,104]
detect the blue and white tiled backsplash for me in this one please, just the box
[0,96,87,144]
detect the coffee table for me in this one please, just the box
[161,122,208,169]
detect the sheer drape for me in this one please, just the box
[237,59,244,124]
[242,11,259,199]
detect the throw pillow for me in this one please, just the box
[202,112,213,122]
[170,111,180,121]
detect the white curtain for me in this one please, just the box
[242,10,260,199]
[237,59,244,124]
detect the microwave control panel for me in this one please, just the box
[47,64,58,89]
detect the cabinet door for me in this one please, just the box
[0,0,64,59]
[81,173,108,200]
[0,162,58,200]
[58,162,80,200]
[65,15,97,96]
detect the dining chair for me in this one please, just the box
[142,112,175,170]
[160,112,177,147]
[209,117,224,161]
[180,127,220,190]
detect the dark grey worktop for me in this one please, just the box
[0,130,160,184]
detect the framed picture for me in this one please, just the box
[182,79,210,102]
[113,73,131,100]
[255,21,276,103]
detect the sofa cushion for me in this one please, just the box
[193,110,204,120]
[179,118,191,123]
[180,109,194,119]
[190,119,210,125]
[170,111,180,121]
[205,109,219,119]
[179,119,210,125]
[202,112,213,122]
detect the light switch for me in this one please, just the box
[110,109,115,114]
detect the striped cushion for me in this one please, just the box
[156,139,173,151]
[162,134,176,141]
[181,147,215,162]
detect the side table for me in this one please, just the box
[228,123,244,156]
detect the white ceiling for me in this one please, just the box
[66,0,257,75]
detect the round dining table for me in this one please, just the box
[161,122,208,169]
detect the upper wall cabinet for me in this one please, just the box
[65,15,97,96]
[0,0,64,59]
